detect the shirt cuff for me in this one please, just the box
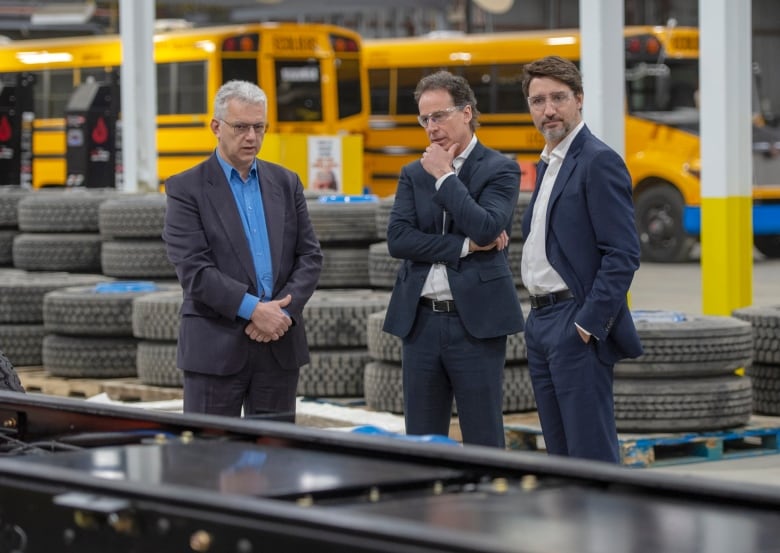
[460,237,470,257]
[575,322,596,340]
[435,171,455,189]
[238,294,260,320]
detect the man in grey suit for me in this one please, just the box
[163,80,322,420]
[520,56,643,463]
[383,71,525,448]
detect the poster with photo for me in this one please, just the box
[308,136,342,193]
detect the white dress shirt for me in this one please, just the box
[521,121,585,296]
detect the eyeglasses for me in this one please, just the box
[220,120,269,135]
[527,92,573,111]
[417,105,464,128]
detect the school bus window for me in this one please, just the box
[275,60,322,122]
[222,58,258,87]
[36,69,73,118]
[397,67,428,115]
[156,61,206,115]
[335,57,362,118]
[496,64,528,113]
[368,68,390,115]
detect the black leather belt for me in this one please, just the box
[419,297,457,313]
[529,289,574,309]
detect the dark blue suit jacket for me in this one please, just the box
[163,154,322,377]
[383,141,524,340]
[521,125,643,364]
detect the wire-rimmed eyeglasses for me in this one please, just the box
[417,105,465,128]
[220,120,269,135]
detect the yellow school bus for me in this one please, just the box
[364,27,780,262]
[0,22,368,193]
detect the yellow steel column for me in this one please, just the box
[699,0,753,315]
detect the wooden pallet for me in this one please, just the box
[18,369,125,399]
[16,367,182,403]
[504,415,780,468]
[101,379,182,403]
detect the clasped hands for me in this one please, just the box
[245,294,293,343]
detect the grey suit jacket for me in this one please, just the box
[163,153,322,376]
[383,141,524,340]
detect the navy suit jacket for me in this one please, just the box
[521,125,643,364]
[383,141,524,340]
[163,153,322,377]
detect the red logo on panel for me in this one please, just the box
[0,116,11,142]
[92,117,108,144]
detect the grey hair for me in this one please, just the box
[213,80,267,120]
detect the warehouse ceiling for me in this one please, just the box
[0,0,454,39]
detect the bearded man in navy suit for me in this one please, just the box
[520,56,643,463]
[163,80,322,419]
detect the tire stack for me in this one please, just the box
[615,311,754,432]
[364,308,535,414]
[0,186,31,267]
[41,282,174,379]
[298,289,391,398]
[733,306,780,415]
[13,188,115,273]
[0,270,106,368]
[132,289,184,387]
[98,193,176,280]
[308,197,380,289]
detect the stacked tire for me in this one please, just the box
[308,196,381,289]
[298,289,390,397]
[98,193,176,279]
[733,306,780,415]
[132,289,184,387]
[0,186,30,267]
[41,282,174,379]
[0,270,106,368]
[615,311,754,432]
[13,188,114,273]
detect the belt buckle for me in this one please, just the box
[431,299,447,313]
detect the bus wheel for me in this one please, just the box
[635,184,694,263]
[754,235,780,258]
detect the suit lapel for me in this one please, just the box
[546,125,589,216]
[204,156,258,289]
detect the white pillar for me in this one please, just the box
[579,0,624,157]
[119,0,157,193]
[699,0,752,200]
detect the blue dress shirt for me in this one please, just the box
[216,152,273,320]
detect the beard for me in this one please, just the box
[540,119,570,144]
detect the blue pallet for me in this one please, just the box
[504,423,780,468]
[620,426,780,468]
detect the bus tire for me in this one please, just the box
[755,235,780,258]
[634,184,695,263]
